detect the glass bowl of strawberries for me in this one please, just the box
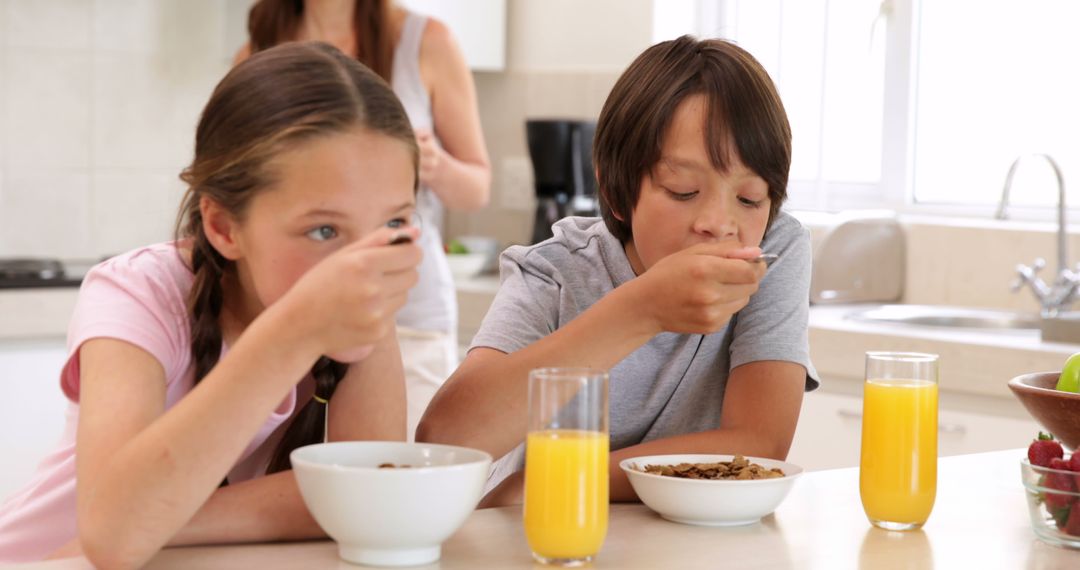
[1022,432,1080,549]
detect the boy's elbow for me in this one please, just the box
[415,411,452,445]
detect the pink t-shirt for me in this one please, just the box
[0,243,305,562]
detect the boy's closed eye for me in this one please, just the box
[663,186,699,201]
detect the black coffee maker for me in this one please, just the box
[526,119,599,244]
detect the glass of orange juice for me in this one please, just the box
[524,367,609,566]
[859,351,939,531]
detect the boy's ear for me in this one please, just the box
[200,196,243,261]
[594,166,625,222]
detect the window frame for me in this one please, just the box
[692,0,1076,223]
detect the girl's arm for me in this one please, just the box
[75,304,323,569]
[480,360,806,507]
[327,330,407,442]
[76,231,419,568]
[61,332,407,561]
[418,19,491,211]
[169,329,408,545]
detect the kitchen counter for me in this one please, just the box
[809,304,1073,414]
[19,449,1078,568]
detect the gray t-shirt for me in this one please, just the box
[470,212,819,487]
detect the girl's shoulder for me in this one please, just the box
[81,242,195,319]
[91,241,193,285]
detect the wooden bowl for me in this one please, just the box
[1008,372,1080,451]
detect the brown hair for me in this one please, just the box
[593,36,792,243]
[247,0,395,83]
[175,41,418,473]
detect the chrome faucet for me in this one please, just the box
[996,154,1080,317]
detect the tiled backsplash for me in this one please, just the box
[445,69,622,246]
[0,0,241,259]
[799,212,1080,313]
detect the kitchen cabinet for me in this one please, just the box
[788,389,1041,471]
[0,339,70,501]
[398,0,506,71]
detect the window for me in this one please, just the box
[655,1,1080,219]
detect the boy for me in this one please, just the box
[417,36,818,504]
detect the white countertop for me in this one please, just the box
[808,304,1074,405]
[18,449,1079,568]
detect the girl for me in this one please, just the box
[0,42,422,567]
[237,0,493,441]
[417,36,819,505]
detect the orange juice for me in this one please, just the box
[523,429,609,560]
[859,379,938,527]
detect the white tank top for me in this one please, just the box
[391,12,456,334]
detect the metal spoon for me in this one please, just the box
[752,253,779,266]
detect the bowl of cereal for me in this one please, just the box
[619,454,802,526]
[291,441,492,566]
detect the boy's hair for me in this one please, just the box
[593,36,792,243]
[175,41,417,474]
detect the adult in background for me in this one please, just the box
[236,0,492,439]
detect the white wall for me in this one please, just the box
[446,0,655,243]
[506,0,652,72]
[0,0,237,260]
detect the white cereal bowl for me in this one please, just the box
[445,252,488,280]
[291,441,492,567]
[620,454,803,526]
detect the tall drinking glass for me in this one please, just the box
[859,352,939,531]
[523,368,609,566]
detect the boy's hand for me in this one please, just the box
[478,470,524,509]
[633,242,765,335]
[276,226,422,361]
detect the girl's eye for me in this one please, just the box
[666,188,698,201]
[387,211,421,229]
[739,196,765,209]
[306,225,338,241]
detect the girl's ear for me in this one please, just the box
[200,196,243,261]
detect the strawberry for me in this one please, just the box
[1069,451,1080,473]
[1044,458,1078,511]
[1067,504,1080,537]
[1029,432,1064,468]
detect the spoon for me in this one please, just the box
[752,253,779,266]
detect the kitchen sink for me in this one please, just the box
[846,304,1041,331]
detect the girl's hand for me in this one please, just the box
[277,226,422,361]
[631,242,765,335]
[415,127,442,187]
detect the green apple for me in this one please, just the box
[1057,353,1080,393]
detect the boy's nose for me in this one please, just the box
[692,199,738,240]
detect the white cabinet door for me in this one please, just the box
[787,391,865,471]
[788,390,1042,472]
[399,0,507,71]
[0,339,70,501]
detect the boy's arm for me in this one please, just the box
[478,360,805,507]
[416,277,661,459]
[417,243,763,460]
[608,360,805,500]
